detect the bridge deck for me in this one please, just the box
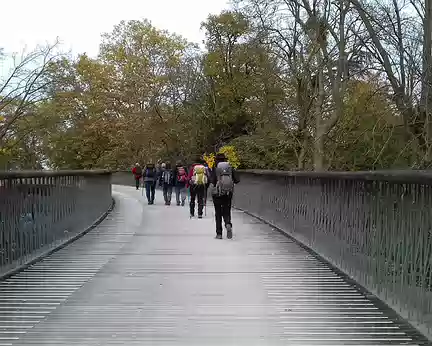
[0,185,425,345]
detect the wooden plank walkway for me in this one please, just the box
[0,185,427,345]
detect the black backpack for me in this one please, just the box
[145,167,156,178]
[163,170,172,184]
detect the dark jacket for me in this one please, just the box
[173,165,189,187]
[143,164,158,183]
[156,165,162,182]
[159,168,175,186]
[210,160,240,187]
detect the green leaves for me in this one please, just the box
[35,14,289,169]
[30,19,203,168]
[2,7,422,172]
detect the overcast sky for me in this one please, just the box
[1,0,230,57]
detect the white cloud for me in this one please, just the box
[1,0,229,57]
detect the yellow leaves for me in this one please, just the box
[354,81,370,95]
[344,80,391,121]
[203,152,215,168]
[204,11,249,39]
[219,145,240,169]
[204,146,240,169]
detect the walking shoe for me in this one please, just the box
[181,201,185,206]
[177,202,180,206]
[215,234,223,239]
[198,215,203,219]
[226,224,233,239]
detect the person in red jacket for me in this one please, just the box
[132,163,142,190]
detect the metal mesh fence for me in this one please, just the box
[0,170,112,276]
[233,170,432,337]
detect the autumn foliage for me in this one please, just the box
[0,2,429,170]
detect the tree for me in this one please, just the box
[327,80,409,170]
[349,0,429,166]
[37,20,207,168]
[237,0,374,170]
[4,5,430,172]
[0,41,65,168]
[201,11,286,150]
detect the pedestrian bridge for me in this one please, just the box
[0,170,431,345]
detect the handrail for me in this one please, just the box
[238,169,432,183]
[0,169,111,179]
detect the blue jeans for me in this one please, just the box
[145,181,156,204]
[175,185,187,205]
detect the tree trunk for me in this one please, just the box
[420,0,432,165]
[313,59,325,171]
[298,136,308,169]
[296,78,311,170]
[313,126,325,171]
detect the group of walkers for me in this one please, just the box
[131,153,239,239]
[132,160,189,207]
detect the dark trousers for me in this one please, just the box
[145,181,156,203]
[190,185,205,216]
[135,177,141,189]
[163,184,173,204]
[213,193,233,235]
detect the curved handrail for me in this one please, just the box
[0,169,111,179]
[238,169,432,183]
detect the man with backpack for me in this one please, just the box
[160,162,174,205]
[210,153,240,239]
[143,162,157,205]
[187,157,209,218]
[173,160,188,206]
[132,163,142,190]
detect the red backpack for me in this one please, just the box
[177,166,187,183]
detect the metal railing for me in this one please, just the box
[233,170,432,339]
[0,170,112,276]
